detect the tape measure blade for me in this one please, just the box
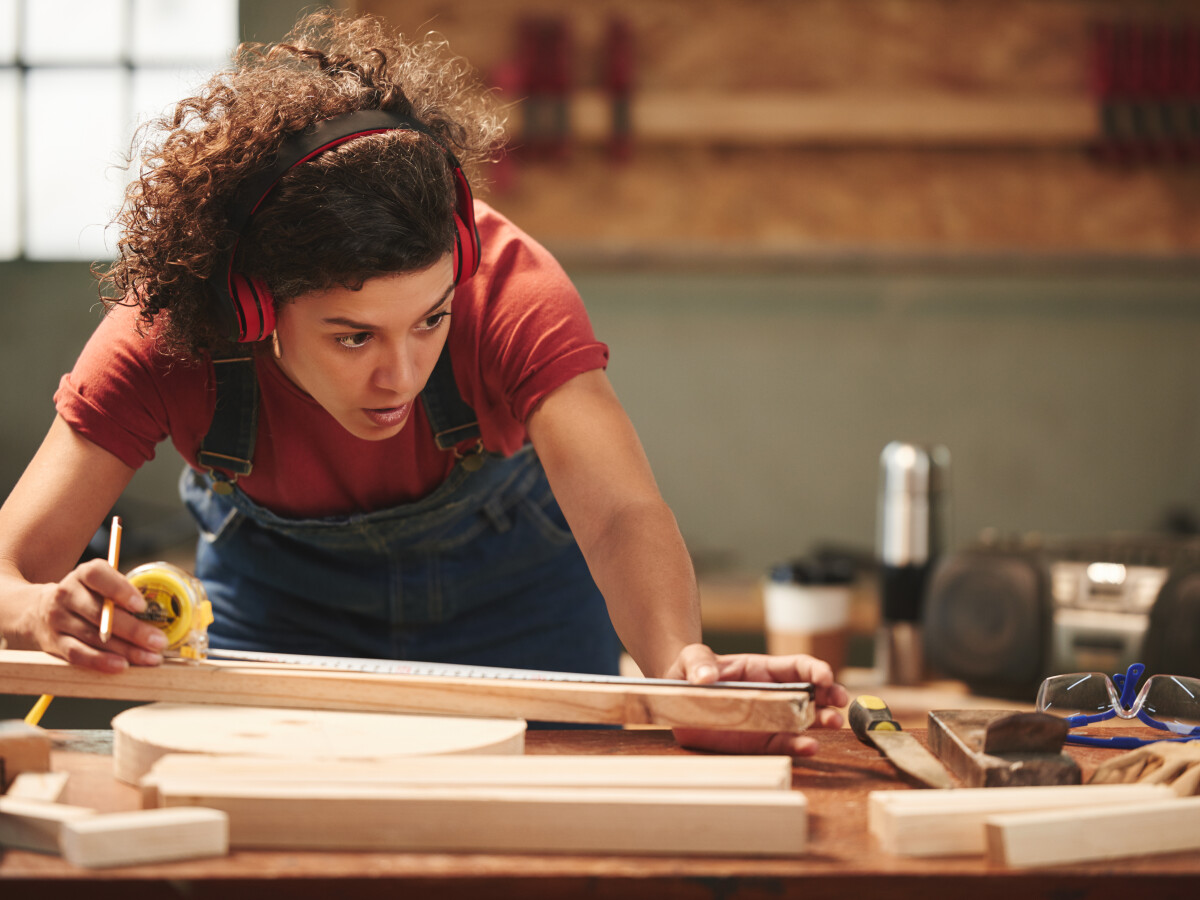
[204,648,813,693]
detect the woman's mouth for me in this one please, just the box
[363,402,412,428]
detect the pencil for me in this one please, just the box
[27,515,124,728]
[98,515,123,643]
[24,692,54,727]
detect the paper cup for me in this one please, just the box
[763,580,850,673]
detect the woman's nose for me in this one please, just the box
[373,345,418,394]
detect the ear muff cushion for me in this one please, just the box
[228,273,275,343]
[451,166,480,282]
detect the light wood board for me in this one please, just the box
[0,650,813,733]
[151,781,809,856]
[139,752,793,806]
[869,783,1176,857]
[0,796,96,854]
[0,720,51,790]
[59,807,228,869]
[6,771,70,803]
[113,703,526,784]
[985,796,1200,869]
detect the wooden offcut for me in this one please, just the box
[0,796,95,854]
[151,781,808,856]
[112,703,527,784]
[869,783,1176,857]
[0,720,51,791]
[985,796,1200,869]
[0,650,813,733]
[6,771,70,803]
[59,807,229,869]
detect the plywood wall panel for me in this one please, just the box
[494,147,1200,256]
[350,0,1200,256]
[358,0,1195,92]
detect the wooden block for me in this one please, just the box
[112,703,527,784]
[0,649,813,734]
[6,771,70,802]
[869,783,1175,857]
[927,710,1080,788]
[153,781,808,856]
[59,807,228,869]
[0,720,51,790]
[0,796,96,854]
[141,752,793,807]
[985,796,1200,869]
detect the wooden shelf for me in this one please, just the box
[515,90,1097,147]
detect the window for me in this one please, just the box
[1,0,238,260]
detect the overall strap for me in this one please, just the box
[197,344,484,493]
[197,350,258,494]
[420,344,484,469]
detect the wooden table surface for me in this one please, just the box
[2,726,1197,899]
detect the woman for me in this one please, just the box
[0,11,845,754]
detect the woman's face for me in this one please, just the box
[271,257,455,441]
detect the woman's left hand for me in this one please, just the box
[665,644,849,757]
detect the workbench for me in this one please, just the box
[2,726,1197,899]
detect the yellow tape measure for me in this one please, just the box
[126,562,214,660]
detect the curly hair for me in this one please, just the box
[99,9,505,359]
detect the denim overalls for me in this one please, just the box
[179,347,622,676]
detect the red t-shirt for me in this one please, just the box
[54,203,608,518]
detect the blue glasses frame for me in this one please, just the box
[1036,663,1200,749]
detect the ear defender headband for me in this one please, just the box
[210,109,481,343]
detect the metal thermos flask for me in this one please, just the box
[875,441,950,685]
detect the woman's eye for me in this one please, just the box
[336,332,372,349]
[418,311,451,332]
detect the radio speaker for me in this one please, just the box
[1143,566,1200,678]
[921,548,1051,698]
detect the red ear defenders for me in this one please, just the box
[211,109,481,343]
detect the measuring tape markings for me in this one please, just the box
[202,648,816,693]
[124,562,813,695]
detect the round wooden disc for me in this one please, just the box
[112,703,526,784]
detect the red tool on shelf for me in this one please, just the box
[517,16,572,162]
[604,17,635,162]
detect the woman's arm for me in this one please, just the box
[0,415,168,670]
[527,370,848,755]
[525,369,702,680]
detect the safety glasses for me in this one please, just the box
[1035,663,1200,749]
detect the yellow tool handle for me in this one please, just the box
[848,694,902,744]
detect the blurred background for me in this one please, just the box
[3,1,1200,717]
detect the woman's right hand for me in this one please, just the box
[27,559,168,672]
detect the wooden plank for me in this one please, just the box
[6,771,70,803]
[985,796,1200,869]
[563,90,1097,146]
[151,781,808,856]
[59,807,228,869]
[0,796,95,854]
[869,784,1175,857]
[140,752,794,807]
[0,650,813,733]
[0,720,51,791]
